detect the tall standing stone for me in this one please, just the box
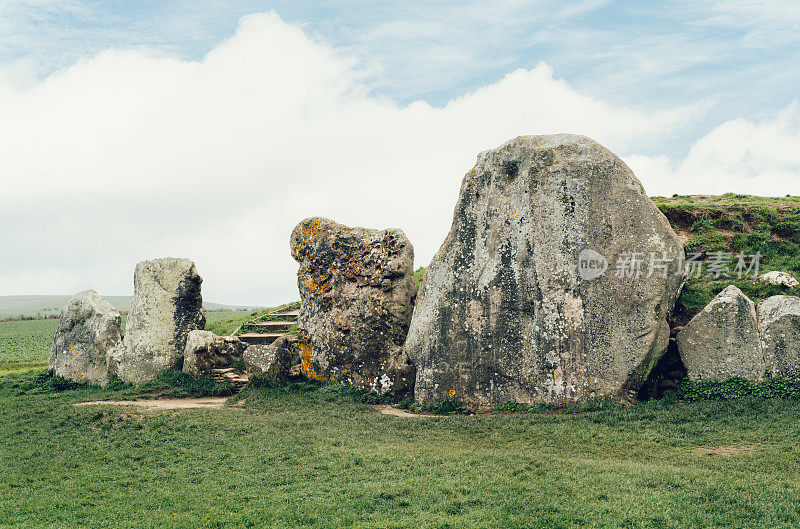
[677,286,764,382]
[49,290,123,386]
[405,135,684,407]
[290,217,415,395]
[119,258,205,384]
[758,295,800,379]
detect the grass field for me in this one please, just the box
[0,372,799,528]
[0,318,58,364]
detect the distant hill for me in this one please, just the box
[0,295,265,320]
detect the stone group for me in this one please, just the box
[51,134,800,409]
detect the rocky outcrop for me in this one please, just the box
[243,336,294,385]
[758,295,800,379]
[182,330,246,378]
[290,217,415,395]
[756,271,799,288]
[48,290,123,386]
[405,135,684,408]
[119,258,206,384]
[677,286,764,382]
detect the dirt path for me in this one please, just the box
[372,405,438,418]
[75,397,239,410]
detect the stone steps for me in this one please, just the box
[249,320,295,331]
[210,367,249,389]
[238,332,285,345]
[236,304,300,346]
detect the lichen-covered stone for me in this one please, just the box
[290,217,415,395]
[677,286,764,381]
[182,330,246,378]
[405,135,684,408]
[49,290,123,386]
[758,295,800,379]
[243,336,294,385]
[119,257,206,384]
[756,271,799,288]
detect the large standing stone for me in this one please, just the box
[290,217,415,395]
[758,295,800,379]
[677,286,764,382]
[405,135,684,407]
[48,290,123,386]
[182,330,246,378]
[119,258,206,384]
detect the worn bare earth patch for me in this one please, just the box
[372,405,437,418]
[75,397,238,410]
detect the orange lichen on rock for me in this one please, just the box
[299,341,322,381]
[290,217,416,397]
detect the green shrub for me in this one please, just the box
[32,370,81,392]
[676,376,800,402]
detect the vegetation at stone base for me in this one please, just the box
[651,194,800,322]
[675,376,800,402]
[490,399,622,415]
[2,370,800,528]
[16,368,239,399]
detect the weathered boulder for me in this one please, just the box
[119,257,206,384]
[758,295,800,379]
[49,290,123,386]
[405,135,684,407]
[243,336,294,385]
[756,271,799,288]
[290,217,415,395]
[677,286,764,381]
[182,330,246,378]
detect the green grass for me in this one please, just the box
[1,372,800,528]
[203,310,256,335]
[0,318,59,363]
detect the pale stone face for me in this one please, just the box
[290,217,416,396]
[405,134,684,407]
[119,257,205,385]
[758,295,800,380]
[49,289,123,387]
[243,337,293,385]
[677,286,764,382]
[182,330,246,378]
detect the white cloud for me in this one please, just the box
[627,101,800,197]
[0,10,760,306]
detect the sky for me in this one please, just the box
[1,0,799,305]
